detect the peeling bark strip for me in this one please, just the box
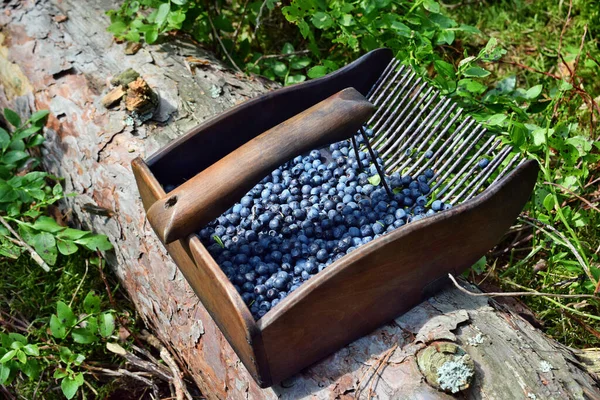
[0,1,598,398]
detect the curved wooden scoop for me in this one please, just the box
[147,87,375,244]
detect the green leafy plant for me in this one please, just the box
[0,108,112,267]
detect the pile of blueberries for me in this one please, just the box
[197,130,451,320]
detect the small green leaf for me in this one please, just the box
[2,150,29,164]
[58,228,89,240]
[50,315,67,339]
[0,128,10,151]
[74,234,113,251]
[463,67,490,78]
[20,358,40,379]
[8,333,26,344]
[145,27,159,44]
[368,174,381,186]
[436,29,455,45]
[486,114,508,126]
[543,193,555,212]
[0,350,16,364]
[28,110,49,124]
[298,20,310,38]
[423,0,440,13]
[311,12,333,29]
[107,20,128,35]
[31,232,57,265]
[282,42,294,54]
[13,126,41,141]
[61,375,83,400]
[285,74,306,86]
[83,291,101,314]
[15,350,26,364]
[524,84,543,100]
[98,312,116,338]
[470,256,487,274]
[531,128,547,147]
[434,60,455,79]
[272,61,288,77]
[33,216,64,232]
[57,301,76,328]
[155,2,171,27]
[0,362,11,384]
[340,14,355,26]
[53,369,68,379]
[290,57,311,70]
[22,344,39,357]
[71,328,98,344]
[57,239,78,255]
[59,347,72,363]
[307,65,328,78]
[4,109,21,128]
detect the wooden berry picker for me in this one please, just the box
[132,49,538,387]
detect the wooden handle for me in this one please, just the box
[147,87,375,244]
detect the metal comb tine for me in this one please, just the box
[440,142,502,203]
[370,76,423,142]
[427,118,477,172]
[409,109,464,177]
[398,102,457,174]
[380,91,442,159]
[427,126,487,185]
[490,154,523,185]
[367,70,415,127]
[408,116,471,177]
[384,96,452,170]
[371,64,407,107]
[449,146,512,204]
[432,136,499,198]
[462,147,513,202]
[366,59,399,99]
[375,86,436,153]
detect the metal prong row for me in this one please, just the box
[363,61,524,206]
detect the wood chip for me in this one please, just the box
[125,77,158,114]
[54,14,68,23]
[101,86,126,109]
[125,42,142,55]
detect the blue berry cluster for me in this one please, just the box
[196,130,451,320]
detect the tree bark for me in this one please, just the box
[0,0,598,398]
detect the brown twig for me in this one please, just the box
[207,12,243,73]
[140,330,193,400]
[367,344,398,399]
[557,0,573,58]
[448,273,599,299]
[562,310,600,341]
[96,251,116,309]
[0,215,50,272]
[232,0,250,46]
[251,50,311,67]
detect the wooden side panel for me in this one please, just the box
[132,159,270,386]
[258,160,539,384]
[145,49,393,186]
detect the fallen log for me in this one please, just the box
[0,0,598,398]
